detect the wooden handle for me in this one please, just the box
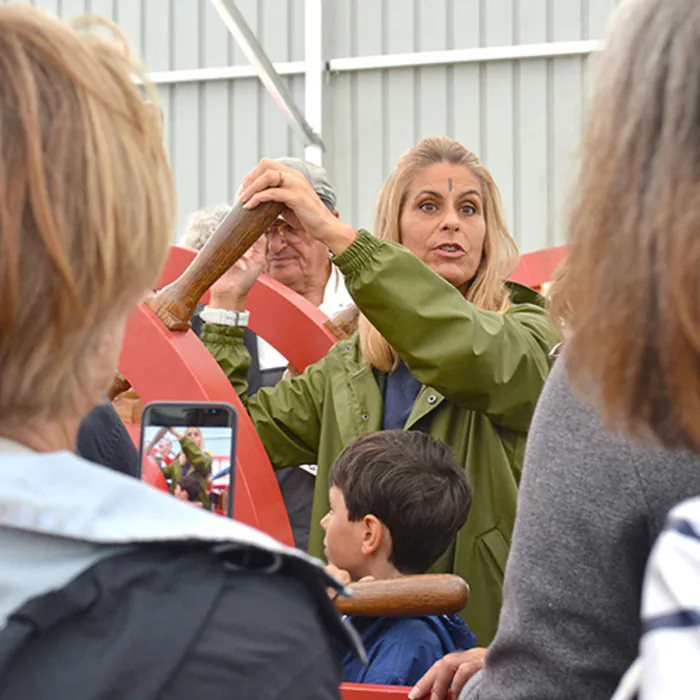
[145,426,168,457]
[336,574,469,618]
[146,201,283,330]
[107,371,131,401]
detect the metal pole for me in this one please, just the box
[146,40,600,86]
[210,0,325,152]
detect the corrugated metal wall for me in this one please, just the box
[7,0,617,251]
[325,0,616,249]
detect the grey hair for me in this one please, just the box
[180,203,232,251]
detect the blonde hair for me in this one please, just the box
[565,0,700,450]
[177,426,205,465]
[359,136,519,371]
[0,6,174,426]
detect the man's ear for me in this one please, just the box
[360,514,383,556]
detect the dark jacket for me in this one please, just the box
[0,548,347,700]
[340,613,476,687]
[77,401,139,478]
[0,447,362,700]
[202,230,561,644]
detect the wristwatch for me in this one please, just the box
[199,307,250,328]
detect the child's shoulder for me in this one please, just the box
[367,616,448,644]
[355,613,474,643]
[346,615,475,687]
[375,614,475,651]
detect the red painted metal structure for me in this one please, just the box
[119,244,341,546]
[118,242,565,700]
[510,244,567,291]
[341,684,415,699]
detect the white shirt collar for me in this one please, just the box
[0,437,34,453]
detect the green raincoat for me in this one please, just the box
[162,436,213,508]
[202,230,560,644]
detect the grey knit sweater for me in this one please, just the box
[462,357,700,700]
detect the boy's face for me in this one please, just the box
[174,484,188,501]
[320,486,367,579]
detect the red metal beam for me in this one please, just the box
[119,302,294,544]
[120,244,341,545]
[159,245,337,372]
[341,684,413,698]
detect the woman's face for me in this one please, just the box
[185,427,202,448]
[399,163,486,295]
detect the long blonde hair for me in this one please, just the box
[177,427,205,466]
[359,137,519,371]
[564,0,700,451]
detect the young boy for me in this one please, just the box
[174,474,205,507]
[321,430,476,687]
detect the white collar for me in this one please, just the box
[0,450,313,563]
[319,267,353,317]
[0,437,34,453]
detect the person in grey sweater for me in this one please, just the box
[410,355,700,700]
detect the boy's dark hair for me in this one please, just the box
[177,474,203,502]
[329,430,472,575]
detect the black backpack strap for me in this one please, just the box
[0,542,364,700]
[214,543,365,664]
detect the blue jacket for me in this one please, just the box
[339,613,476,686]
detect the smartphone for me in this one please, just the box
[139,401,237,518]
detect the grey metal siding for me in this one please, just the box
[325,0,616,248]
[9,0,617,251]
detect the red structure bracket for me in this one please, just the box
[120,245,339,546]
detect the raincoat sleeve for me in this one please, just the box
[180,436,213,477]
[201,324,327,469]
[334,230,560,432]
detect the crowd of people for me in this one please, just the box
[0,0,699,697]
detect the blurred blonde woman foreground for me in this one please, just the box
[0,6,356,698]
[202,136,561,645]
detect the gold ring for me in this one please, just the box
[277,171,284,187]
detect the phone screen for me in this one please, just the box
[139,402,237,518]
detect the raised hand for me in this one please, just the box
[209,236,267,312]
[238,159,357,256]
[324,564,351,600]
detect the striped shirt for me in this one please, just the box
[613,497,700,700]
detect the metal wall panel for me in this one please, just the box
[325,0,617,249]
[10,0,304,237]
[4,0,618,250]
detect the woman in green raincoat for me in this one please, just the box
[162,426,212,508]
[202,137,560,644]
